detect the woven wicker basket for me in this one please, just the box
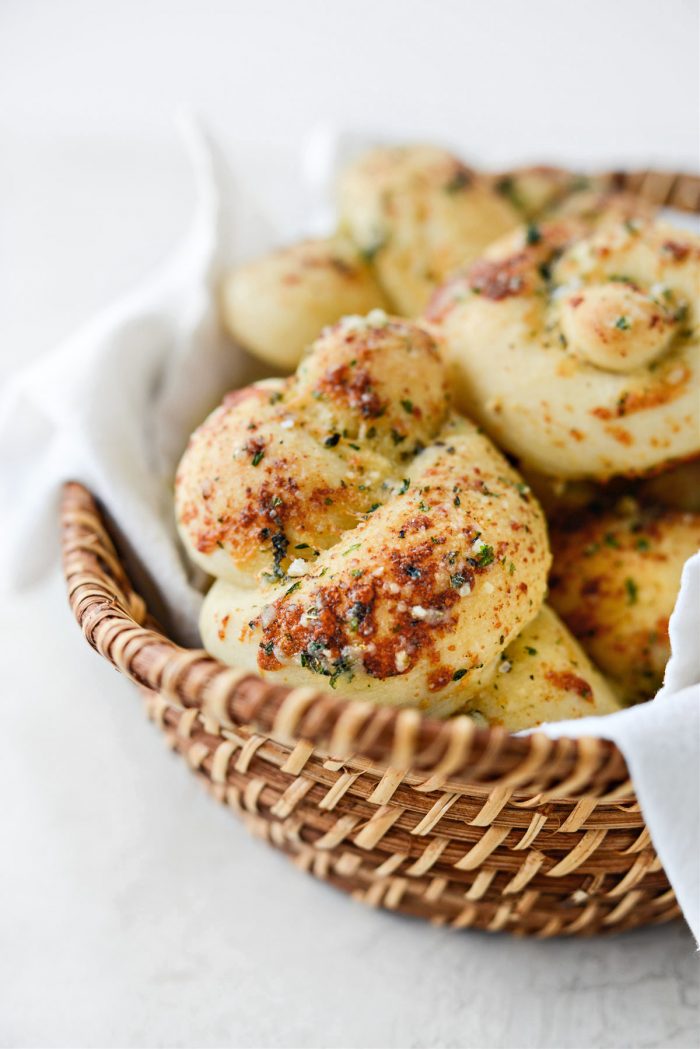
[61,168,700,937]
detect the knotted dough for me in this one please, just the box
[337,145,519,316]
[427,216,700,480]
[176,315,618,724]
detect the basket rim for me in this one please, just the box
[61,481,636,799]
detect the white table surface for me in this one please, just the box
[1,2,699,1046]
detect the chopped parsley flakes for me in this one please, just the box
[444,168,471,194]
[624,577,638,605]
[473,544,495,568]
[526,224,541,246]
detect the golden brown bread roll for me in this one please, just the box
[176,314,618,725]
[549,502,700,703]
[337,145,519,316]
[427,216,700,480]
[219,236,387,370]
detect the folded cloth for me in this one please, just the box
[533,553,700,942]
[1,120,697,940]
[0,118,276,644]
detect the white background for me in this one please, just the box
[1,2,699,1047]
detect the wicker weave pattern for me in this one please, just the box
[598,168,700,210]
[61,482,681,936]
[59,166,700,935]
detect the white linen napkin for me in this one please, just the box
[1,120,697,939]
[0,118,277,645]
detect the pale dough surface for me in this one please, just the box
[178,315,618,724]
[429,217,700,479]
